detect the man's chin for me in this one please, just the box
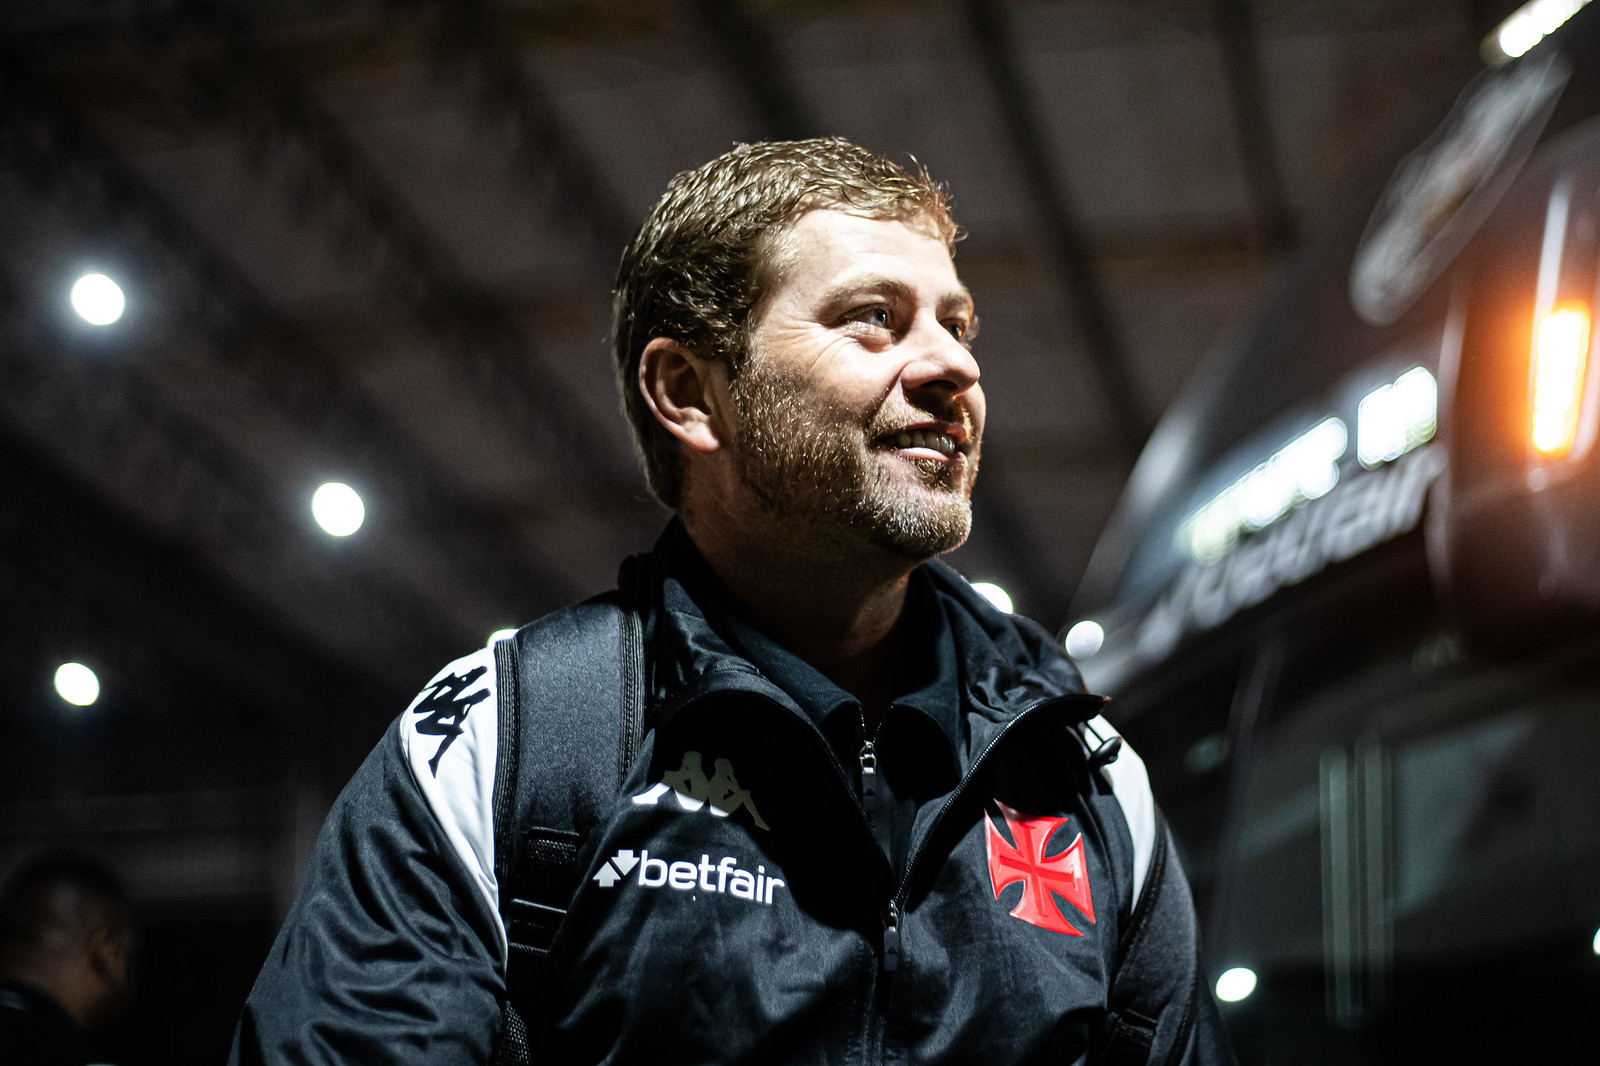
[868,528,971,562]
[852,495,973,561]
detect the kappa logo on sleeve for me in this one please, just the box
[631,751,770,830]
[591,847,786,905]
[411,665,490,776]
[984,801,1095,937]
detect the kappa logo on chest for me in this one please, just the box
[631,750,770,830]
[984,801,1096,937]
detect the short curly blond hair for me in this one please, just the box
[612,137,957,508]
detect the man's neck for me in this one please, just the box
[684,514,919,730]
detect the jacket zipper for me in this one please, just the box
[860,719,902,975]
[882,899,901,973]
[859,725,900,979]
[859,720,896,862]
[859,733,879,821]
[665,681,892,877]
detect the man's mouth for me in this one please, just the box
[875,423,972,459]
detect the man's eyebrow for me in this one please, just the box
[818,275,976,316]
[940,288,976,317]
[818,275,912,308]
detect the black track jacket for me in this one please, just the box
[230,530,1235,1065]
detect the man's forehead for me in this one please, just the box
[773,209,969,303]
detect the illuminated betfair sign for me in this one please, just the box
[1135,443,1445,664]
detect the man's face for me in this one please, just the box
[727,209,984,560]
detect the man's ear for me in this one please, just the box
[638,338,731,454]
[88,924,129,989]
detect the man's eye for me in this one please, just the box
[851,306,892,329]
[947,317,978,344]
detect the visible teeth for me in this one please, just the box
[887,430,958,455]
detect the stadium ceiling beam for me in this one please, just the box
[0,52,588,620]
[1211,0,1295,252]
[689,0,820,140]
[8,4,639,258]
[959,0,1152,462]
[405,0,637,256]
[108,2,651,516]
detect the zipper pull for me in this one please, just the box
[859,736,893,861]
[860,739,878,802]
[883,901,901,973]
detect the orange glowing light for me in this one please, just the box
[1531,301,1590,456]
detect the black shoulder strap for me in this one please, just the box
[1098,810,1206,1066]
[489,589,645,1064]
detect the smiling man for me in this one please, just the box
[231,139,1234,1066]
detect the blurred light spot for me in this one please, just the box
[1065,620,1105,658]
[487,628,518,647]
[1358,367,1437,467]
[70,273,125,325]
[312,482,364,536]
[1491,0,1590,61]
[1215,966,1258,1003]
[1531,303,1589,455]
[971,581,1013,614]
[1178,418,1347,564]
[54,662,100,707]
[1592,926,1600,955]
[1184,733,1230,775]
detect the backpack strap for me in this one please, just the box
[1067,717,1206,1066]
[1098,809,1203,1066]
[489,588,645,1063]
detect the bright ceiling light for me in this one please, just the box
[312,482,365,537]
[487,628,518,646]
[1358,367,1438,467]
[971,581,1014,614]
[1065,620,1105,658]
[70,272,125,325]
[54,662,100,707]
[1592,926,1600,955]
[1531,302,1590,455]
[1215,966,1258,1003]
[1488,0,1591,62]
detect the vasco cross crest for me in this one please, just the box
[984,801,1095,937]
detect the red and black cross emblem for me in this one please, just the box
[983,801,1096,937]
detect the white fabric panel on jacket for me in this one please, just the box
[1092,714,1157,906]
[400,647,506,958]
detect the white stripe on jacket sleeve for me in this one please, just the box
[1091,714,1156,907]
[400,647,507,960]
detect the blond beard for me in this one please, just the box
[728,356,978,560]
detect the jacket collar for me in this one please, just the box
[623,521,1096,755]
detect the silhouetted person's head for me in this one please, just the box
[0,853,132,1033]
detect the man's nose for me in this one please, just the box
[902,313,980,397]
